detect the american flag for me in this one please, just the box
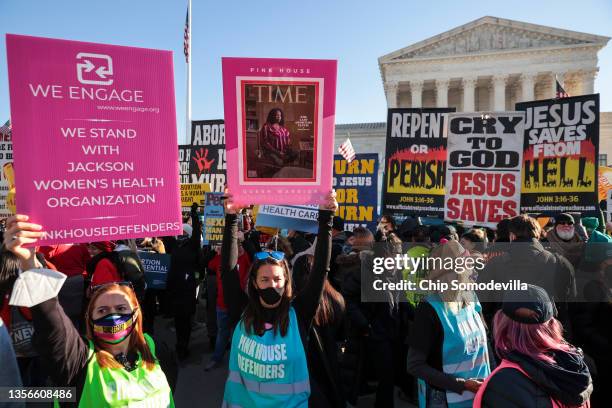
[0,119,10,136]
[556,76,569,98]
[183,8,189,63]
[338,138,356,163]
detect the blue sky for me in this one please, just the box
[1,0,611,144]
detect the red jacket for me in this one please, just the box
[0,250,57,327]
[211,252,250,310]
[0,294,32,330]
[39,244,91,278]
[90,258,121,287]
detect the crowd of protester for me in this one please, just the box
[0,190,610,407]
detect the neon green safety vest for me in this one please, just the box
[57,334,174,407]
[402,244,431,306]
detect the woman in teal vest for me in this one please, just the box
[407,240,491,408]
[3,214,177,407]
[220,190,337,408]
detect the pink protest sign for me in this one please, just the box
[222,57,337,206]
[6,34,182,245]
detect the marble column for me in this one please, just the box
[462,77,477,112]
[492,74,508,111]
[435,78,450,108]
[520,72,536,102]
[580,69,596,95]
[384,82,399,108]
[410,80,424,108]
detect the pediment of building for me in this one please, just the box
[380,16,609,63]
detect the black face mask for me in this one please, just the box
[257,286,283,305]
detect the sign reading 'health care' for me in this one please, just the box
[6,34,182,245]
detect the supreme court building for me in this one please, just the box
[334,16,611,194]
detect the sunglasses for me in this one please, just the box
[253,251,285,262]
[91,281,134,293]
[557,222,574,226]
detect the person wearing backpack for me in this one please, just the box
[86,241,120,290]
[112,240,147,304]
[86,241,147,304]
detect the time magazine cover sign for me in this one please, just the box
[6,34,182,245]
[222,57,337,206]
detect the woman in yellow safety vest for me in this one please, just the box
[3,214,177,407]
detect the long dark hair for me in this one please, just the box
[293,255,345,326]
[86,251,116,276]
[266,108,285,126]
[243,257,293,337]
[0,248,21,298]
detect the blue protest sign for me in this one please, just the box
[203,192,225,245]
[333,153,379,232]
[139,251,171,290]
[255,204,319,233]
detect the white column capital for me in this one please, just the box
[579,68,598,95]
[410,79,424,92]
[492,74,509,87]
[579,68,598,80]
[384,81,399,108]
[462,77,478,88]
[384,81,399,92]
[492,74,507,111]
[520,73,536,102]
[519,72,537,82]
[435,78,450,89]
[435,79,450,108]
[462,77,476,112]
[410,80,424,108]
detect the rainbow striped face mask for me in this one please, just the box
[92,310,137,344]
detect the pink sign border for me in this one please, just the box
[6,34,182,246]
[222,57,337,206]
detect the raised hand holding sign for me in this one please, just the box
[3,214,44,270]
[3,214,66,307]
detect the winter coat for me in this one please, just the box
[478,238,576,334]
[164,209,204,313]
[480,350,592,408]
[546,230,585,268]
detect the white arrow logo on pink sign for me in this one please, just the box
[76,52,113,85]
